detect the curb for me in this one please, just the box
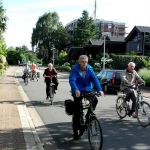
[15,72,44,150]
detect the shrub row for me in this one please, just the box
[110,54,149,70]
[138,68,150,86]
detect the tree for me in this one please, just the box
[0,1,7,57]
[31,12,68,63]
[0,1,7,35]
[72,10,97,46]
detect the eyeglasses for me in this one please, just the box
[81,61,88,63]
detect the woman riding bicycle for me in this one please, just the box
[121,62,145,118]
[22,63,30,82]
[43,63,59,100]
[69,55,104,140]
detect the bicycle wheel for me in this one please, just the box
[136,101,150,127]
[116,97,127,119]
[24,76,28,85]
[88,116,103,150]
[49,85,54,105]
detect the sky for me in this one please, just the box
[3,0,150,50]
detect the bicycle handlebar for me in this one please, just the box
[81,92,100,98]
[44,75,56,78]
[124,82,145,89]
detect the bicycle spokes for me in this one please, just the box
[137,101,150,127]
[88,118,103,150]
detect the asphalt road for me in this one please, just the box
[17,68,150,150]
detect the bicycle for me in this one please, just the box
[78,92,103,150]
[116,84,150,127]
[44,75,56,105]
[31,70,38,81]
[23,72,29,85]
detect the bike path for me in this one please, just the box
[0,66,43,150]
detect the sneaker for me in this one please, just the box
[73,134,80,140]
[132,112,137,118]
[79,127,85,137]
[46,96,50,100]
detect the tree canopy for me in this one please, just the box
[31,12,68,63]
[72,10,97,46]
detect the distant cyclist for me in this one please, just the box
[121,62,145,118]
[69,55,104,140]
[30,62,38,80]
[22,63,30,82]
[43,63,59,100]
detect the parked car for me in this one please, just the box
[97,69,123,94]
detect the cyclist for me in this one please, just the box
[30,62,37,80]
[121,62,145,118]
[69,55,104,140]
[22,63,30,82]
[43,63,59,100]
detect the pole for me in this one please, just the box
[52,48,55,66]
[103,35,106,70]
[143,32,145,56]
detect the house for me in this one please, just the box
[83,39,104,59]
[106,36,126,54]
[67,47,84,61]
[125,26,150,55]
[84,36,126,58]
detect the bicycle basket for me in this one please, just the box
[64,99,74,115]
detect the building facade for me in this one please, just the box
[65,19,126,37]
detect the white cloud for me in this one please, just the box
[3,0,150,49]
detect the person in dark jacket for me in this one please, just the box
[69,55,104,140]
[43,63,59,100]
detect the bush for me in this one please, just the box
[0,55,7,63]
[110,54,148,70]
[0,63,4,70]
[138,68,150,86]
[56,65,71,71]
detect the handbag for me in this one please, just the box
[64,99,74,115]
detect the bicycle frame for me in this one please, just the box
[79,92,103,150]
[116,84,150,127]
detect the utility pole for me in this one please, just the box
[102,32,107,70]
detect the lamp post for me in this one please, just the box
[102,32,107,70]
[51,45,55,66]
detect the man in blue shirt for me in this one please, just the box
[69,55,104,140]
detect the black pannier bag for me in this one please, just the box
[64,99,74,115]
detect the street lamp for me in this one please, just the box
[51,45,55,66]
[102,32,107,70]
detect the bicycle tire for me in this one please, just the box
[88,116,103,150]
[116,97,127,119]
[24,76,28,85]
[49,85,54,105]
[136,101,150,127]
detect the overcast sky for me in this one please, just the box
[3,0,150,49]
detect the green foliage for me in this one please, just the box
[143,59,150,69]
[0,54,6,63]
[125,51,137,56]
[56,65,71,71]
[138,68,150,86]
[58,50,67,59]
[110,54,148,70]
[72,10,97,46]
[0,1,7,34]
[6,47,41,65]
[0,38,7,56]
[0,63,4,69]
[31,11,68,63]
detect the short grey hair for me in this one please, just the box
[128,62,135,67]
[79,55,88,63]
[48,63,53,67]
